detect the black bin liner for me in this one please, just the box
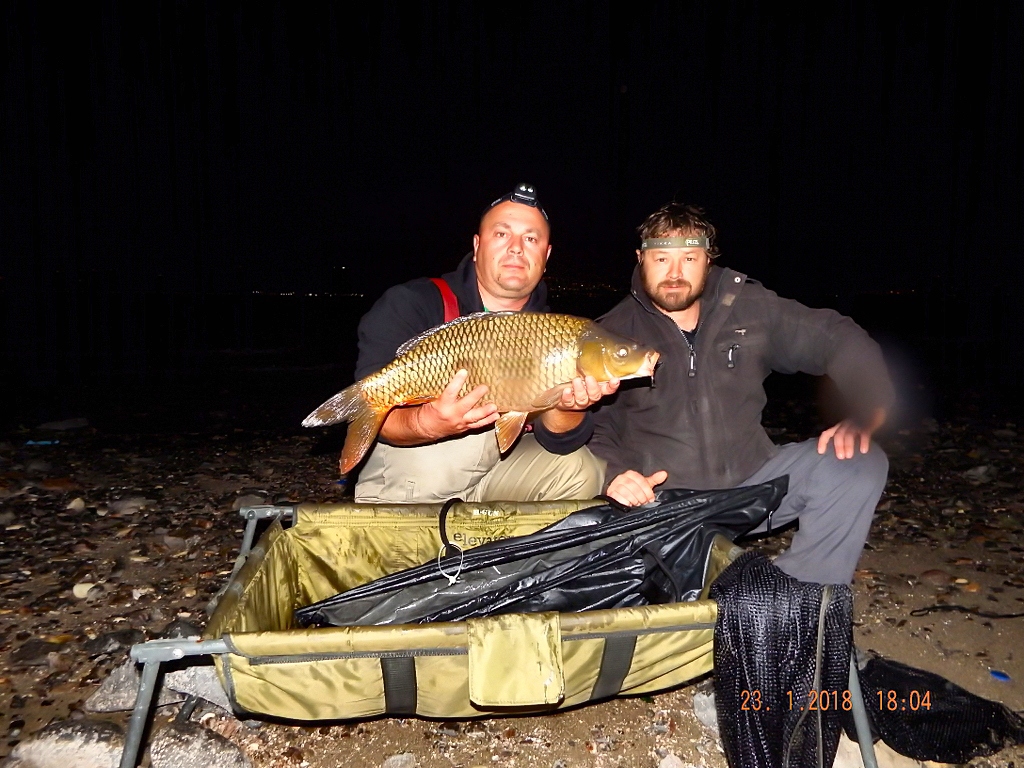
[295,478,788,628]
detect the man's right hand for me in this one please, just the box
[415,369,498,440]
[605,469,668,507]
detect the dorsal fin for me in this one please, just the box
[395,311,517,357]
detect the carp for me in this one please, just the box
[303,311,660,473]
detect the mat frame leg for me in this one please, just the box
[117,638,232,768]
[119,660,160,768]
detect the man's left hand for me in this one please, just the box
[554,375,619,411]
[817,407,887,459]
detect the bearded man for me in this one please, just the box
[589,203,895,584]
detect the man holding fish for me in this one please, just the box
[306,183,653,504]
[590,202,895,585]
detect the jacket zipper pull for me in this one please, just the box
[688,350,696,377]
[727,344,739,369]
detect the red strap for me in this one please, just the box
[430,278,460,323]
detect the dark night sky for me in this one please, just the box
[2,2,1023,411]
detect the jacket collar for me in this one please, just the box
[444,252,549,314]
[629,263,744,325]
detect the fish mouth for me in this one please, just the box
[637,350,660,378]
[618,350,660,381]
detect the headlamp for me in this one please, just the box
[641,235,710,250]
[487,182,549,221]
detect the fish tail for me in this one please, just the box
[302,383,388,474]
[302,383,368,427]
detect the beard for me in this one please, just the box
[645,277,706,313]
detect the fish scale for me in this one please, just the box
[368,313,587,412]
[302,311,659,474]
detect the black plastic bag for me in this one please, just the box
[295,478,787,628]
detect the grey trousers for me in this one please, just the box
[740,439,889,585]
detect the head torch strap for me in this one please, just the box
[641,236,709,250]
[487,182,549,221]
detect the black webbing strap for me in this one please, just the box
[590,635,637,700]
[381,656,418,714]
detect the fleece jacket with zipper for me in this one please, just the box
[590,264,896,490]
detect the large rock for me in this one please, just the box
[85,659,184,712]
[84,659,230,713]
[164,665,232,712]
[6,719,123,768]
[148,722,250,768]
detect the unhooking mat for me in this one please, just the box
[295,481,786,627]
[202,489,782,721]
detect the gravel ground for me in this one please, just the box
[1,401,1023,766]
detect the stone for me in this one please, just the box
[7,719,124,768]
[66,497,86,512]
[231,494,266,511]
[919,569,953,586]
[962,465,993,483]
[84,659,185,712]
[73,581,96,599]
[109,497,156,514]
[381,753,417,768]
[148,722,251,768]
[658,754,688,768]
[84,629,145,657]
[160,618,203,639]
[11,640,63,666]
[164,665,232,712]
[692,689,719,733]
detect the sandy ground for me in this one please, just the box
[1,409,1022,767]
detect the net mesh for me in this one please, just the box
[711,551,853,768]
[843,655,1024,763]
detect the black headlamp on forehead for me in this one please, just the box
[487,182,549,221]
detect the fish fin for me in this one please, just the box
[339,409,387,474]
[395,311,516,356]
[494,411,529,454]
[531,384,571,410]
[302,383,367,427]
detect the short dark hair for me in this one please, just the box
[637,203,720,259]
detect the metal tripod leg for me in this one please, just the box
[848,651,878,768]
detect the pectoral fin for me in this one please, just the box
[494,411,529,453]
[531,384,570,410]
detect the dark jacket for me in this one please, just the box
[355,252,592,453]
[590,264,895,490]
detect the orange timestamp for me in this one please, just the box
[738,689,933,712]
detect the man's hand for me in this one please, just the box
[555,375,620,411]
[816,407,887,459]
[380,370,497,446]
[538,375,619,434]
[605,469,669,507]
[416,369,499,440]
